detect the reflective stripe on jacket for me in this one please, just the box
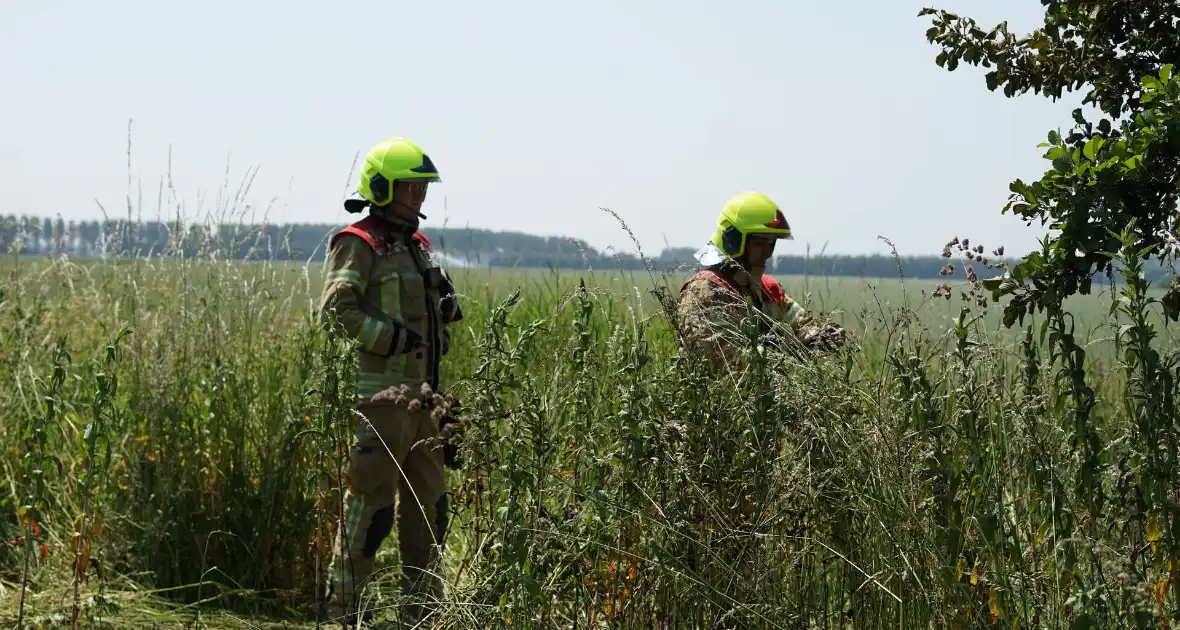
[318,215,457,401]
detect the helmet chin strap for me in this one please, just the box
[395,201,427,220]
[727,255,764,286]
[735,239,775,283]
[371,203,426,224]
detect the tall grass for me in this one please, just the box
[1,209,1179,628]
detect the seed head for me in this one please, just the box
[372,385,409,405]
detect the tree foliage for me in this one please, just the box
[920,1,1180,325]
[920,1,1180,120]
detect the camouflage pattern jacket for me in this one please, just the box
[677,262,813,366]
[317,214,462,401]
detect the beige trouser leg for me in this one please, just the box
[326,399,446,621]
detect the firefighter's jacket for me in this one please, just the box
[317,214,462,401]
[677,262,813,365]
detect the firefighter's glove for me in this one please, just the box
[439,294,463,323]
[384,321,424,356]
[803,323,847,353]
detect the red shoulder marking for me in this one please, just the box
[681,269,736,295]
[330,217,385,250]
[760,275,786,303]
[412,231,432,252]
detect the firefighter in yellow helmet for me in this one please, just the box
[317,137,463,624]
[677,191,846,365]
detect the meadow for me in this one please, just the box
[1,241,1179,629]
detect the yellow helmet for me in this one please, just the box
[347,137,441,212]
[710,191,793,258]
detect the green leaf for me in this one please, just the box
[1048,130,1061,145]
[978,514,1000,545]
[1003,306,1019,328]
[1083,137,1105,160]
[1162,287,1180,321]
[1162,64,1175,83]
[1053,154,1073,173]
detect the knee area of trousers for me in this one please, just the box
[363,504,396,558]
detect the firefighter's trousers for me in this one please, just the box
[325,397,446,621]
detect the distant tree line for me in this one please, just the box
[2,215,1175,283]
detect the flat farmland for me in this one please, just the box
[0,254,1177,628]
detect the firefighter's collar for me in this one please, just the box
[369,210,420,236]
[695,242,758,286]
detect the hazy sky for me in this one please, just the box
[1,0,1086,257]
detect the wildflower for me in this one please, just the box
[408,398,422,412]
[965,265,978,283]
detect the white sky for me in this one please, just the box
[1,0,1085,256]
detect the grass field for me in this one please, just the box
[2,248,1179,628]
